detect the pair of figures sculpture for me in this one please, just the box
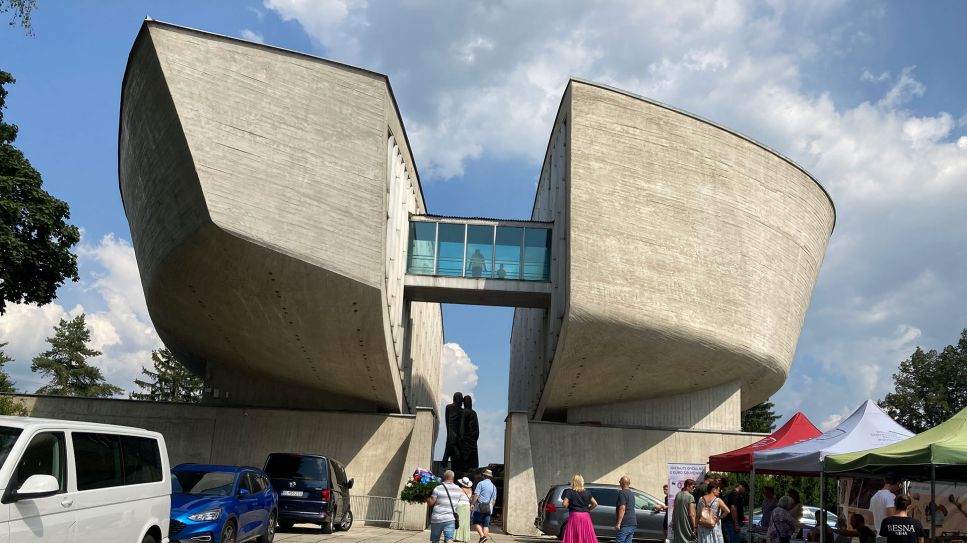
[442,392,480,474]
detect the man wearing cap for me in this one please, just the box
[471,469,498,543]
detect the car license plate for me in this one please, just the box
[281,490,304,497]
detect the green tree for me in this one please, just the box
[31,314,122,397]
[1,70,80,314]
[742,401,781,433]
[0,341,28,415]
[132,348,204,403]
[879,329,967,433]
[0,341,16,392]
[0,0,37,34]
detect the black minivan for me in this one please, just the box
[263,452,354,533]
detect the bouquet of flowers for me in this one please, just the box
[400,468,441,503]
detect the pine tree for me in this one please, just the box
[0,341,28,415]
[0,341,15,393]
[131,348,203,403]
[742,401,781,433]
[30,314,122,397]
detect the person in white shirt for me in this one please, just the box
[427,470,463,543]
[870,476,901,530]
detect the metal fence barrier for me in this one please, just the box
[349,495,405,528]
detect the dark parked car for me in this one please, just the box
[263,452,354,533]
[169,463,278,543]
[536,483,666,541]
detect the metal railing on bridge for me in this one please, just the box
[406,216,552,282]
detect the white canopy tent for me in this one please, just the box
[748,400,914,543]
[753,400,914,474]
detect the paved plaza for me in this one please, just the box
[273,525,555,543]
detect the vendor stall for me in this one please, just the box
[750,401,914,543]
[825,406,967,543]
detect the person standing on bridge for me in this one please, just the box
[469,249,488,278]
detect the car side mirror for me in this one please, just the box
[15,474,60,500]
[345,478,354,490]
[238,488,250,497]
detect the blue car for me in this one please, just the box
[169,464,279,543]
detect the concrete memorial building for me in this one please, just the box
[100,19,835,532]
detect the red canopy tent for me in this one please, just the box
[709,412,821,473]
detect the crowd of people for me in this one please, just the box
[426,468,498,543]
[426,467,934,543]
[669,474,928,543]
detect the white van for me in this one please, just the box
[0,416,170,543]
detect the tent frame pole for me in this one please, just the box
[930,463,936,543]
[820,469,827,543]
[749,466,755,543]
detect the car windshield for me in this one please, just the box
[0,426,23,468]
[264,454,328,482]
[172,470,236,496]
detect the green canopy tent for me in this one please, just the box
[824,406,967,543]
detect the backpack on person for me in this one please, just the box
[699,496,719,529]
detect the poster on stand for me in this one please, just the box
[667,463,707,540]
[909,481,967,536]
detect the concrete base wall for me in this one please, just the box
[566,380,742,430]
[503,416,763,536]
[15,395,426,501]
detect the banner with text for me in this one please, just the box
[667,463,707,540]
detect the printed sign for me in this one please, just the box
[667,463,707,540]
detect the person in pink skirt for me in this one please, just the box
[562,474,599,543]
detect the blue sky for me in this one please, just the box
[1,1,966,466]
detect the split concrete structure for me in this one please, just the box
[111,19,835,534]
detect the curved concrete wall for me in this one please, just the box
[531,80,834,419]
[119,21,441,412]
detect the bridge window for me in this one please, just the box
[407,222,437,275]
[436,223,466,277]
[407,219,551,282]
[523,228,552,281]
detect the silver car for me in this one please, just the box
[535,483,667,541]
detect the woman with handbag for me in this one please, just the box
[427,470,463,543]
[455,477,473,542]
[561,474,599,543]
[697,483,731,543]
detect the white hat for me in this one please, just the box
[458,477,472,488]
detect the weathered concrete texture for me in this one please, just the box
[503,412,540,536]
[502,419,763,536]
[566,380,742,430]
[18,395,414,499]
[118,21,441,413]
[529,80,835,419]
[396,408,436,530]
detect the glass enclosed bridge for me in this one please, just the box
[403,216,554,308]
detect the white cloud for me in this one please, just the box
[820,413,844,432]
[240,28,265,44]
[439,342,478,404]
[0,234,161,395]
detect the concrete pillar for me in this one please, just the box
[503,411,540,536]
[397,407,435,530]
